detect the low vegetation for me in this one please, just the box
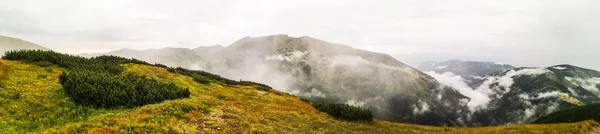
[60,70,190,108]
[312,103,374,122]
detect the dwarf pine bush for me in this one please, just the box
[312,103,373,122]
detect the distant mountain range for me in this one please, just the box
[0,35,48,56]
[420,60,600,126]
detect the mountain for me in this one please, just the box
[534,103,600,124]
[417,60,600,126]
[83,47,210,70]
[0,51,596,133]
[192,45,225,57]
[419,60,515,87]
[0,35,49,55]
[204,35,474,126]
[93,34,471,126]
[468,65,600,126]
[86,35,600,127]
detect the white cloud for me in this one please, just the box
[565,77,600,96]
[425,71,490,111]
[476,68,550,97]
[345,96,384,108]
[265,50,308,62]
[518,91,568,100]
[291,88,327,98]
[412,100,430,115]
[522,107,536,122]
[552,66,568,70]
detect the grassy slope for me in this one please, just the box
[0,59,598,133]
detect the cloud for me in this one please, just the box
[412,100,430,115]
[564,77,600,96]
[426,68,553,112]
[476,68,550,98]
[425,71,490,111]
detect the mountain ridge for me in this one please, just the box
[88,34,471,126]
[0,35,49,55]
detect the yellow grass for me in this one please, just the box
[0,61,597,133]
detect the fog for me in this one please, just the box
[1,0,599,70]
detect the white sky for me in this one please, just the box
[1,0,599,70]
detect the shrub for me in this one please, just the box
[300,98,311,103]
[312,103,373,122]
[60,71,190,108]
[154,63,168,68]
[37,74,47,79]
[236,81,272,91]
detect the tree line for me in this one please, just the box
[312,103,374,122]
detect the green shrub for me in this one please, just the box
[312,103,373,122]
[60,71,190,108]
[154,63,168,68]
[37,74,47,79]
[236,81,272,91]
[300,98,311,103]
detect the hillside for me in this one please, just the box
[469,65,600,126]
[534,103,600,124]
[1,51,598,133]
[0,35,49,56]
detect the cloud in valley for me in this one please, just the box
[425,71,490,110]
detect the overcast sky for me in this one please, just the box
[1,0,599,70]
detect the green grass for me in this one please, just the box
[0,60,599,133]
